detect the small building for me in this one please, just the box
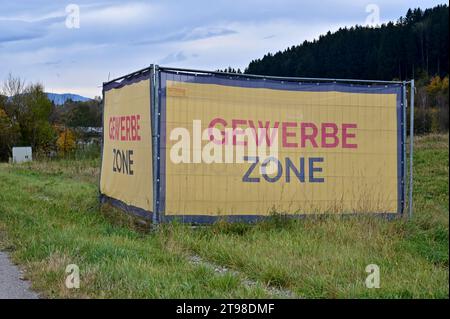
[12,147,32,163]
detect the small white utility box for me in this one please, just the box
[12,147,32,163]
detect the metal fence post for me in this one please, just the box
[151,64,160,225]
[409,80,415,219]
[402,82,407,216]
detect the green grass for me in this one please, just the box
[0,164,267,298]
[0,134,448,298]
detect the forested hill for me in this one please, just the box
[245,5,448,81]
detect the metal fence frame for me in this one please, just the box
[101,64,415,224]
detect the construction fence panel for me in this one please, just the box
[157,70,404,223]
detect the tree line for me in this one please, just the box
[0,74,102,161]
[246,5,448,81]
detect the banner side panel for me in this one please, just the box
[100,78,153,213]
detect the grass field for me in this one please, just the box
[0,134,448,298]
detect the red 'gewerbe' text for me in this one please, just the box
[109,115,141,141]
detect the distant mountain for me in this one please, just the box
[46,93,92,105]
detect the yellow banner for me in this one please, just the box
[100,79,153,212]
[164,80,399,216]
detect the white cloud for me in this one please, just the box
[81,2,159,26]
[158,51,188,64]
[0,20,47,43]
[161,20,346,70]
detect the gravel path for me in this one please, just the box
[0,251,39,299]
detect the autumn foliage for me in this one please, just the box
[56,127,76,156]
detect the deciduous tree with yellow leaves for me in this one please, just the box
[426,76,449,132]
[56,128,76,156]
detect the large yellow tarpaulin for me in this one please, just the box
[163,79,399,217]
[100,79,153,212]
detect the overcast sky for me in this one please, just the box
[0,0,447,97]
